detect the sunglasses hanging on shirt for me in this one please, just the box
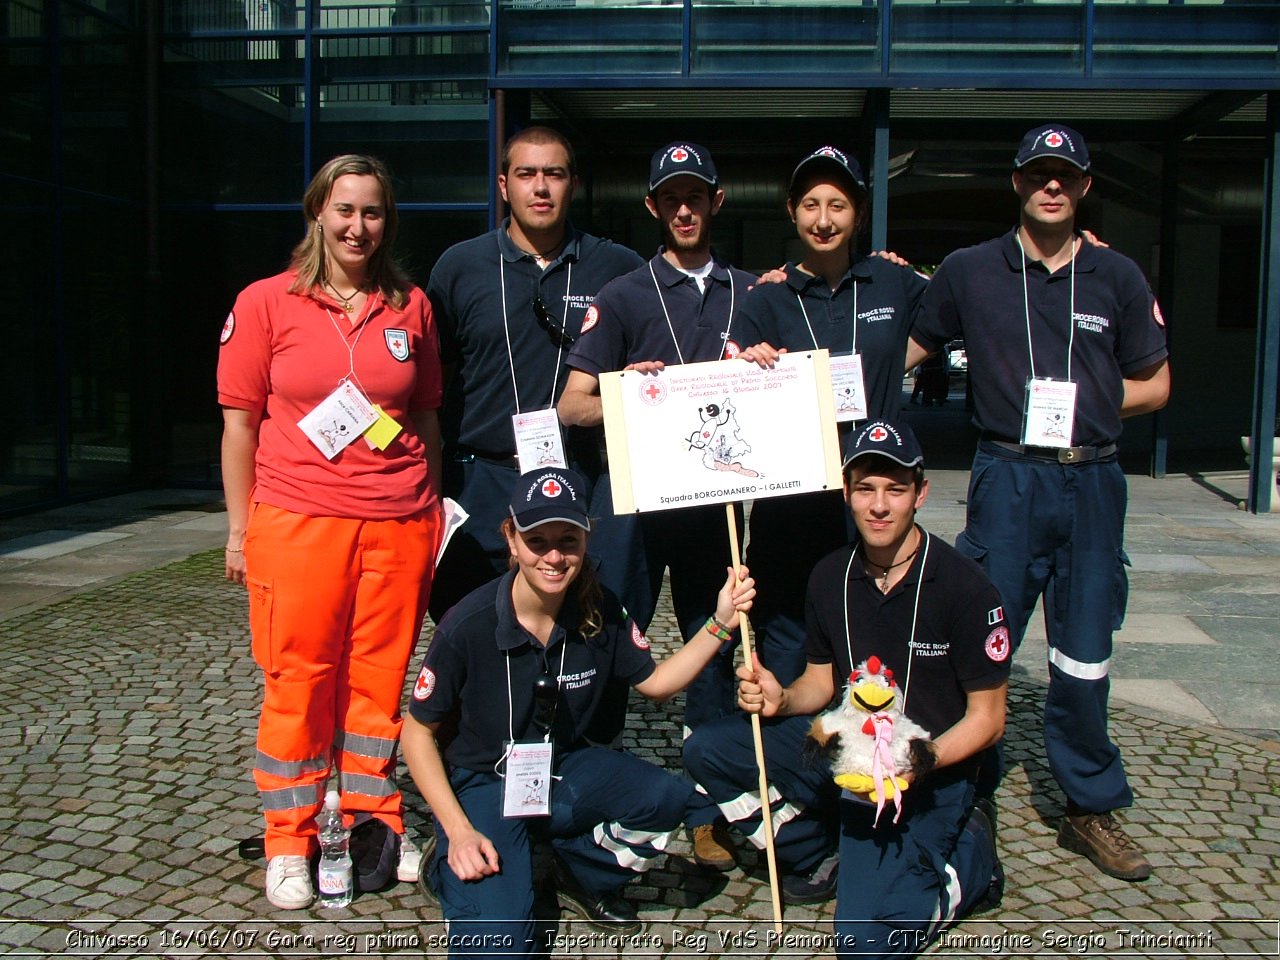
[533,295,575,348]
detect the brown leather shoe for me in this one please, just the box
[691,822,736,872]
[1057,809,1152,881]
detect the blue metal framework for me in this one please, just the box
[11,0,1280,511]
[486,0,1280,90]
[1250,93,1280,514]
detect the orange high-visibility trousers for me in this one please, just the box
[244,502,442,859]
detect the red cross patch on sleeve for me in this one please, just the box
[985,626,1011,663]
[412,665,436,700]
[631,621,649,651]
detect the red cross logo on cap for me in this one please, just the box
[1045,132,1064,148]
[868,426,889,442]
[541,478,562,498]
[671,147,689,162]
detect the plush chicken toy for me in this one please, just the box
[808,655,936,825]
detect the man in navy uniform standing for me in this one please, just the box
[426,127,644,622]
[558,142,759,870]
[907,124,1170,881]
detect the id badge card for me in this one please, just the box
[503,741,554,818]
[829,353,869,423]
[1021,377,1078,448]
[513,408,568,473]
[298,379,379,460]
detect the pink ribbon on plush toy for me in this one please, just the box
[869,713,902,826]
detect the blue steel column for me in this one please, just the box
[303,0,317,183]
[1151,137,1177,479]
[49,1,69,496]
[869,90,889,254]
[490,1,499,229]
[1248,93,1280,514]
[681,0,692,77]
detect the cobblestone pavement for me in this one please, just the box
[0,478,1277,958]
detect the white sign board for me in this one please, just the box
[601,352,842,514]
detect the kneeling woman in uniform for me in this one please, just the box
[402,468,754,955]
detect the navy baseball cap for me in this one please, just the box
[649,142,718,193]
[509,468,591,532]
[842,420,924,472]
[1014,124,1091,172]
[789,145,867,195]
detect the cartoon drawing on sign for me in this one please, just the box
[685,398,762,478]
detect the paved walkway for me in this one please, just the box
[0,475,1276,958]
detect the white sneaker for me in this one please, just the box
[265,855,314,910]
[396,834,422,883]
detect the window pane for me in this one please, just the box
[890,0,1085,75]
[497,0,681,75]
[0,179,59,506]
[1093,0,1280,77]
[314,122,491,205]
[691,1,880,75]
[2,2,54,181]
[63,193,137,490]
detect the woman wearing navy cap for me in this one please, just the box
[402,467,753,955]
[728,147,926,688]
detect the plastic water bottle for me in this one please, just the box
[317,790,352,908]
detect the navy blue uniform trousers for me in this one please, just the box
[958,442,1133,812]
[685,714,995,960]
[426,748,693,958]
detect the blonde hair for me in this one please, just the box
[501,518,603,639]
[288,154,411,310]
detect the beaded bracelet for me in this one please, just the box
[224,547,244,553]
[704,615,733,643]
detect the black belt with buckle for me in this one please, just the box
[982,438,1117,464]
[452,445,519,468]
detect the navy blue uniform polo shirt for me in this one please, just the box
[732,258,927,422]
[428,220,644,457]
[409,569,656,773]
[913,229,1167,447]
[804,531,1011,739]
[566,250,757,375]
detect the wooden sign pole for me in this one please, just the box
[726,502,784,935]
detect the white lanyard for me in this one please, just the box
[499,255,572,413]
[843,529,930,715]
[649,259,735,365]
[795,276,859,353]
[1017,232,1076,382]
[497,638,568,776]
[322,296,375,396]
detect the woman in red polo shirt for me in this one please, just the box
[217,154,444,911]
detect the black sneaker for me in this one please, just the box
[351,816,396,892]
[967,798,1004,913]
[551,858,640,933]
[416,834,439,907]
[780,851,838,905]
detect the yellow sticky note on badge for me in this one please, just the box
[363,406,403,450]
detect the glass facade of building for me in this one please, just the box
[4,0,1278,510]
